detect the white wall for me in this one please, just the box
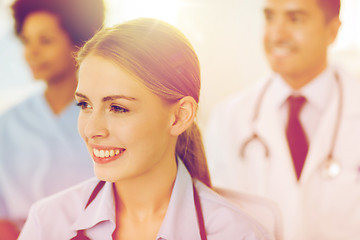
[175,0,270,130]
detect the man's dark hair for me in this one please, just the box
[317,0,341,22]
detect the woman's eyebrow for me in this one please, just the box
[75,92,88,99]
[75,92,137,102]
[102,95,137,102]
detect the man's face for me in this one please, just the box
[263,0,340,88]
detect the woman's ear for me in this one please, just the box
[170,96,197,136]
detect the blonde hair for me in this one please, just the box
[77,18,211,187]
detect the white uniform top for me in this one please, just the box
[205,65,360,240]
[0,90,93,225]
[18,160,272,240]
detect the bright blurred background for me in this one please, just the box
[1,0,360,131]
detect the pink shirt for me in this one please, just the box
[19,160,272,240]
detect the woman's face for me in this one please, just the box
[76,55,177,182]
[20,11,77,83]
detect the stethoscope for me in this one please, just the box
[239,71,343,179]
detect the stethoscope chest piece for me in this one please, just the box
[319,158,341,179]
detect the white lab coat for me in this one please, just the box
[205,66,360,240]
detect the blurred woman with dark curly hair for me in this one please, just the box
[0,0,104,237]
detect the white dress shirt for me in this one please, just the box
[271,66,336,142]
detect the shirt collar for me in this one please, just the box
[70,159,200,240]
[270,73,292,109]
[35,89,78,119]
[71,181,116,233]
[156,159,200,240]
[271,66,336,111]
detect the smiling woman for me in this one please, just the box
[18,18,272,240]
[77,54,181,187]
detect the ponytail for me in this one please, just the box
[176,122,212,188]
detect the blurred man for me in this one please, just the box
[205,0,360,239]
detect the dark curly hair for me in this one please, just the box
[12,0,105,47]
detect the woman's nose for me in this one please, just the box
[83,112,109,140]
[25,41,40,57]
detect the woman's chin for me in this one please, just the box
[94,167,123,183]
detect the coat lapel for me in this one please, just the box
[300,79,339,184]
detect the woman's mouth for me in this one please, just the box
[92,147,126,164]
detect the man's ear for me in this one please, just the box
[170,96,197,136]
[327,17,341,46]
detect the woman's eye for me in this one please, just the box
[40,36,54,45]
[20,36,28,45]
[76,101,91,110]
[110,105,128,113]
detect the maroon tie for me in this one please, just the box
[286,95,308,180]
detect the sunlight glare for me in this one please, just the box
[105,0,180,26]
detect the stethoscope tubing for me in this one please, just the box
[240,77,274,158]
[240,71,343,177]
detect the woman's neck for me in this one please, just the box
[112,156,177,239]
[115,159,177,219]
[44,73,77,115]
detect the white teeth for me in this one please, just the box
[93,148,123,158]
[99,150,105,158]
[272,47,291,56]
[94,149,99,156]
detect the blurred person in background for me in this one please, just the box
[0,0,104,238]
[205,0,360,239]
